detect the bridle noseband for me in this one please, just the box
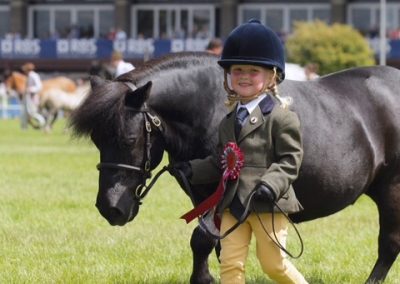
[96,81,166,201]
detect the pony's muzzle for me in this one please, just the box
[96,201,139,226]
[95,185,140,226]
[103,206,126,226]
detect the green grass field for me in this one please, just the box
[0,119,399,283]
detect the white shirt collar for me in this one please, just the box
[237,94,267,115]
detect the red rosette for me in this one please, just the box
[180,142,244,224]
[221,142,244,180]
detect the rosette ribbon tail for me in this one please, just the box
[180,142,244,226]
[180,171,229,224]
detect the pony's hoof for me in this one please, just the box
[190,274,215,284]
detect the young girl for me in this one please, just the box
[174,19,307,283]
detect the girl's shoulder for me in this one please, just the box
[270,105,300,127]
[271,103,297,116]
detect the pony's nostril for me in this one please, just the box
[110,207,122,215]
[109,207,124,221]
[97,205,127,226]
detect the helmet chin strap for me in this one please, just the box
[224,67,278,104]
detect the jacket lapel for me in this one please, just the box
[237,95,275,142]
[259,94,275,114]
[220,104,237,142]
[238,107,263,142]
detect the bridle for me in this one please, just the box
[96,81,168,202]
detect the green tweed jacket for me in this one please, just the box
[190,95,304,214]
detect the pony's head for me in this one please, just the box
[69,52,225,226]
[69,76,165,226]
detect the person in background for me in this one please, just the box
[115,27,127,40]
[110,51,135,78]
[21,62,45,130]
[304,63,320,80]
[205,38,223,56]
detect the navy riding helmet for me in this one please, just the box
[218,19,285,82]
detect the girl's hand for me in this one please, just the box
[254,183,275,202]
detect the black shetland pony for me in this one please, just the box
[70,53,400,283]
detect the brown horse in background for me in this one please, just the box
[5,71,88,130]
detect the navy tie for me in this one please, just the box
[235,107,249,138]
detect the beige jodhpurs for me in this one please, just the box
[219,210,308,284]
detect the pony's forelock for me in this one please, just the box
[69,81,125,139]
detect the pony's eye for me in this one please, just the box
[120,136,137,148]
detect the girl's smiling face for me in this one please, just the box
[229,64,271,100]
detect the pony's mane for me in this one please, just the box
[118,52,218,84]
[69,52,218,139]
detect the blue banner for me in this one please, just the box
[389,40,400,59]
[2,38,400,60]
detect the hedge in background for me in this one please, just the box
[285,21,375,75]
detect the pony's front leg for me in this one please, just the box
[190,226,218,284]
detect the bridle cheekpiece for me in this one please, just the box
[96,81,165,202]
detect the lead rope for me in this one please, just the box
[253,200,304,259]
[198,190,256,240]
[173,167,304,258]
[146,165,304,258]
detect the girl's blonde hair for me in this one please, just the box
[223,66,292,108]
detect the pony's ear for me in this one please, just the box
[90,75,106,90]
[124,81,152,108]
